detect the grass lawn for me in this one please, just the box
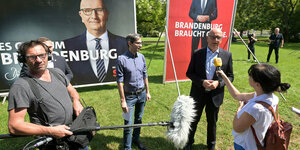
[0,39,299,150]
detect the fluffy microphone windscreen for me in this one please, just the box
[165,95,196,149]
[214,57,222,67]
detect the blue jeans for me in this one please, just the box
[234,142,245,150]
[123,91,146,150]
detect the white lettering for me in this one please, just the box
[109,49,117,59]
[100,49,108,59]
[0,42,12,51]
[55,41,65,49]
[90,50,98,60]
[69,51,80,61]
[80,50,89,61]
[5,67,20,81]
[15,42,23,49]
[1,53,13,65]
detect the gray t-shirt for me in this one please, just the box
[8,68,73,126]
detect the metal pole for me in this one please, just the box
[165,26,181,96]
[0,121,171,139]
[233,28,260,63]
[147,27,165,69]
[234,28,287,101]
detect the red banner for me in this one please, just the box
[164,0,237,83]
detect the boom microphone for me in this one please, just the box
[0,96,196,149]
[165,95,196,149]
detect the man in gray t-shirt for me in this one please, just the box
[8,40,84,141]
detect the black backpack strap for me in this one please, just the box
[23,77,42,100]
[23,77,50,126]
[48,68,67,87]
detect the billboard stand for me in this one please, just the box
[147,26,165,70]
[165,26,180,96]
[1,93,8,104]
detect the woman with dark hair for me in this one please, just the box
[217,63,290,150]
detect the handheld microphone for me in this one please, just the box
[214,57,223,81]
[214,57,222,71]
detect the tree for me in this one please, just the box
[136,0,166,37]
[235,0,299,42]
[270,0,299,42]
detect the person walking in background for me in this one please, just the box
[266,28,284,64]
[185,28,234,150]
[247,33,257,62]
[116,34,151,150]
[217,63,290,150]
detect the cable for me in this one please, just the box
[23,136,53,150]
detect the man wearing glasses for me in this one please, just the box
[20,37,74,82]
[116,34,151,150]
[185,28,234,150]
[8,40,87,149]
[63,0,127,85]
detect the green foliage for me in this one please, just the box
[136,0,166,37]
[0,40,299,149]
[235,0,299,42]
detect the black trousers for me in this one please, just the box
[267,45,279,63]
[191,30,209,56]
[187,92,220,148]
[247,46,255,60]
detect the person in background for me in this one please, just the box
[37,37,73,81]
[185,28,234,150]
[266,28,284,64]
[116,33,151,150]
[247,33,257,62]
[217,63,290,150]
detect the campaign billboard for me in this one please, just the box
[164,0,238,83]
[0,0,136,93]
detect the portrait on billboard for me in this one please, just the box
[164,0,237,83]
[62,0,129,85]
[189,0,218,56]
[0,0,135,92]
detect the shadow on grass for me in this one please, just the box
[0,136,34,150]
[1,133,179,150]
[148,75,163,84]
[76,84,117,93]
[90,133,178,150]
[75,75,163,93]
[191,143,208,149]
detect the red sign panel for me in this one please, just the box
[164,0,237,82]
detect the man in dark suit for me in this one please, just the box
[189,0,218,56]
[266,27,284,64]
[62,0,127,85]
[38,37,73,81]
[20,37,73,82]
[185,28,234,150]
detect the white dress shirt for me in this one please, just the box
[86,31,110,76]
